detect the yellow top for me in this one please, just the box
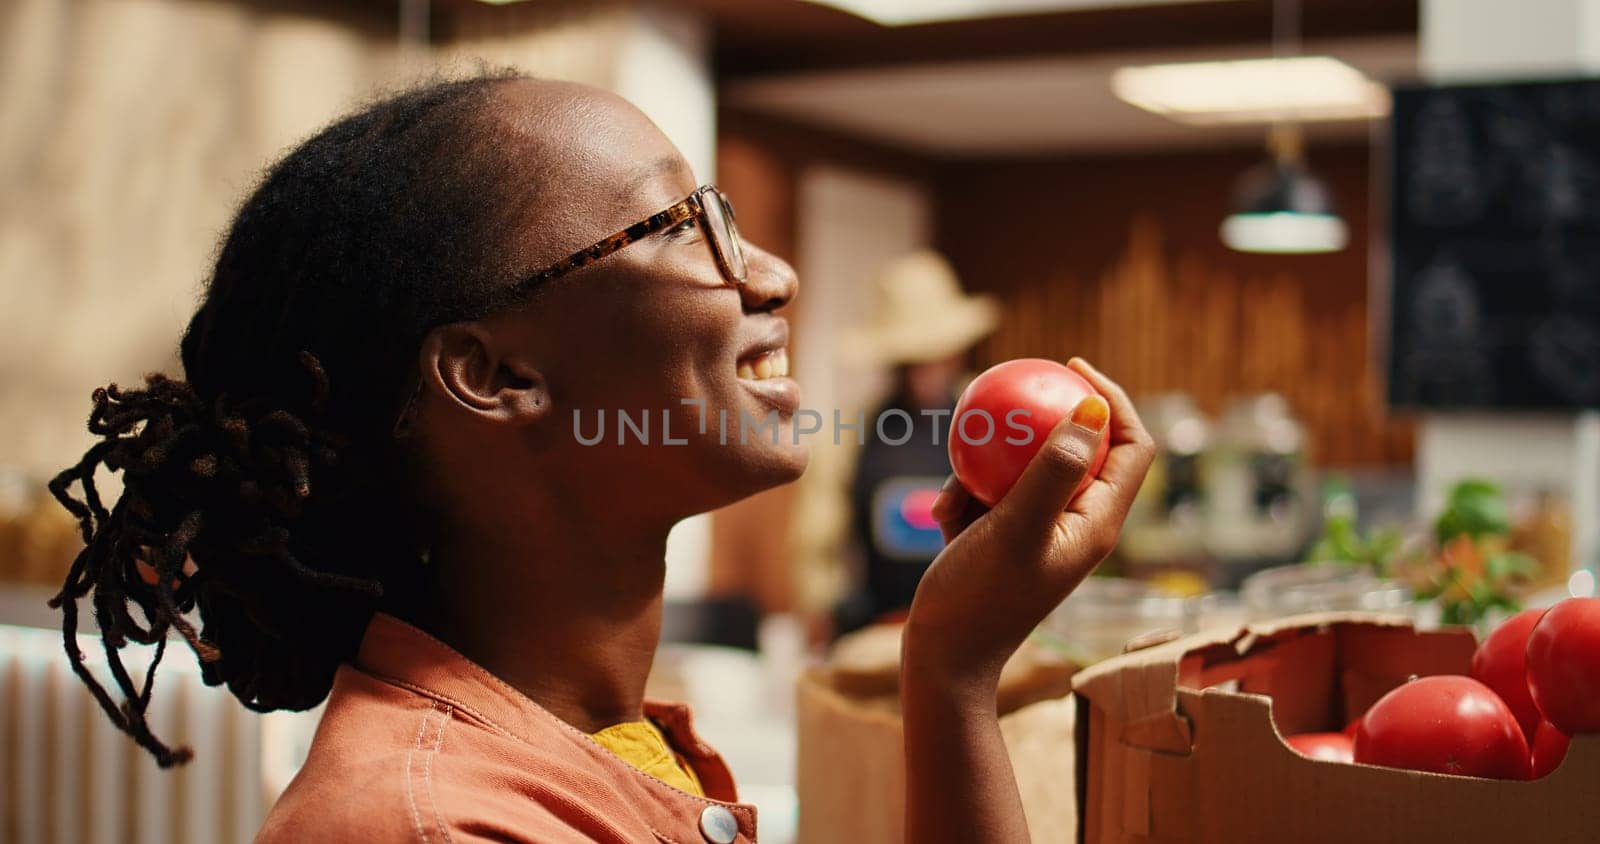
[590,719,705,797]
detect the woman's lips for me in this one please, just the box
[734,346,799,416]
[736,347,790,380]
[739,374,801,416]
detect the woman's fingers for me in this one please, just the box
[932,474,987,544]
[986,396,1108,538]
[1068,357,1149,447]
[930,474,968,524]
[1066,358,1157,517]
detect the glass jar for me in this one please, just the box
[1037,577,1209,666]
[1241,561,1413,621]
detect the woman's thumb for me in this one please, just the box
[987,396,1108,532]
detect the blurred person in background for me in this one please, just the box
[834,251,998,636]
[47,73,1153,843]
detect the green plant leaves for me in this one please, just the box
[1435,478,1511,544]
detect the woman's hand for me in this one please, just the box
[900,359,1155,844]
[902,357,1155,689]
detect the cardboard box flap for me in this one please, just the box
[1072,612,1464,754]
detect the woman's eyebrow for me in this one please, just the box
[622,155,691,198]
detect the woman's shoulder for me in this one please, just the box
[255,668,641,843]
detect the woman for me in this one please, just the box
[50,73,1153,843]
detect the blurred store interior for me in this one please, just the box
[5,0,1600,842]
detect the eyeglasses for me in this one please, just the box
[511,184,748,295]
[394,186,748,438]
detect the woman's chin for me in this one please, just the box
[711,438,811,506]
[775,439,812,481]
[749,438,811,487]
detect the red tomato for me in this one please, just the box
[1470,607,1546,744]
[1526,597,1600,734]
[1341,716,1362,740]
[1353,675,1532,780]
[947,359,1109,508]
[1285,732,1354,763]
[1531,720,1571,779]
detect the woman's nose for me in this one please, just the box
[738,243,798,312]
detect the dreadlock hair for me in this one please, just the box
[49,71,538,767]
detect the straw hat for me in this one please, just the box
[854,250,999,365]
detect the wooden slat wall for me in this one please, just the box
[937,144,1413,468]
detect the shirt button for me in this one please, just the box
[699,805,739,844]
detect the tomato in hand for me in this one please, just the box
[1531,720,1571,779]
[1353,675,1532,780]
[948,359,1109,507]
[1526,597,1600,734]
[1285,732,1354,763]
[1470,607,1546,743]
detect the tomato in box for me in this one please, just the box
[1470,607,1545,743]
[1531,720,1571,779]
[1285,732,1354,763]
[1353,675,1532,780]
[1525,597,1600,735]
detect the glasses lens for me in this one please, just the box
[702,189,747,283]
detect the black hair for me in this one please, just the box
[48,71,534,766]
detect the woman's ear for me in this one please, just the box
[418,323,550,425]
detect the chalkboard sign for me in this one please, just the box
[1389,78,1600,409]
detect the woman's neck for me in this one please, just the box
[414,520,669,734]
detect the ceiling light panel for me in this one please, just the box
[800,0,1213,27]
[1112,56,1391,125]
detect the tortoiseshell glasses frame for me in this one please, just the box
[510,184,748,295]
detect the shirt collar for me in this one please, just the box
[351,612,741,801]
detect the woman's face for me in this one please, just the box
[459,81,809,525]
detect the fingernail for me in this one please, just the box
[1070,395,1109,432]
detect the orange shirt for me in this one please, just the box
[256,613,757,843]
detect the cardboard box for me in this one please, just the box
[796,640,1079,843]
[1073,612,1600,844]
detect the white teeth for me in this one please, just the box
[737,348,791,381]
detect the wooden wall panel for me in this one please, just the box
[936,144,1413,467]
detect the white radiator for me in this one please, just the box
[0,619,321,844]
